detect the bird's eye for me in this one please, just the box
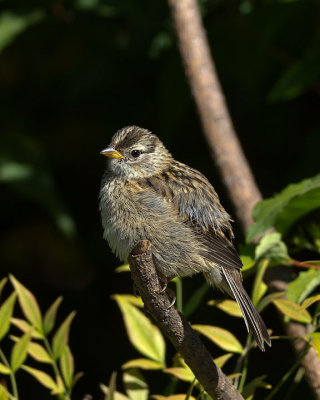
[131,150,141,158]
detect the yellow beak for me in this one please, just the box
[100,146,125,159]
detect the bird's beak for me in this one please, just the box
[100,146,125,159]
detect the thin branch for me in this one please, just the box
[167,0,320,398]
[129,240,244,400]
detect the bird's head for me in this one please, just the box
[100,126,173,179]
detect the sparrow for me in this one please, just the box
[99,126,271,351]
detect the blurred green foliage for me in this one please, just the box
[0,0,320,398]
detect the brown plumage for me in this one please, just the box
[99,126,271,351]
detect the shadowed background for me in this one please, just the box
[0,0,320,398]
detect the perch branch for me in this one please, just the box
[167,0,320,398]
[129,240,244,400]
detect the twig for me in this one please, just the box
[129,240,244,400]
[167,0,320,398]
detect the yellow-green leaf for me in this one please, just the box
[214,353,233,368]
[115,264,130,273]
[310,333,320,359]
[122,358,164,370]
[207,299,242,317]
[301,294,320,309]
[193,324,243,353]
[123,369,149,400]
[164,367,194,382]
[0,292,17,341]
[52,311,76,360]
[28,342,52,363]
[100,384,130,400]
[11,318,43,339]
[152,395,196,400]
[0,278,8,300]
[60,345,74,388]
[0,363,11,375]
[43,296,63,335]
[22,365,61,392]
[114,295,165,365]
[115,295,144,308]
[272,299,312,323]
[10,275,42,332]
[10,330,32,372]
[0,383,11,400]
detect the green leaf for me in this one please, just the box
[100,384,129,400]
[0,278,8,300]
[0,10,44,54]
[43,296,63,335]
[287,269,320,304]
[10,330,32,372]
[114,295,165,365]
[115,264,130,273]
[52,311,76,360]
[122,358,164,370]
[152,396,196,400]
[60,345,74,388]
[192,324,243,353]
[242,375,271,399]
[0,383,12,400]
[10,275,42,332]
[257,291,286,312]
[0,292,17,341]
[22,365,61,392]
[272,299,312,323]
[252,259,269,306]
[310,333,320,359]
[28,342,52,364]
[123,369,149,400]
[10,318,43,339]
[214,353,233,368]
[255,233,290,264]
[301,294,320,309]
[164,366,194,382]
[0,363,11,375]
[207,299,242,317]
[184,283,209,319]
[247,174,320,242]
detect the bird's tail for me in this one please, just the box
[219,268,271,351]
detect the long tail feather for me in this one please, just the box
[222,268,271,351]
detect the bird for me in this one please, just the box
[99,125,271,351]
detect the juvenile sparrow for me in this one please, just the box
[99,126,271,351]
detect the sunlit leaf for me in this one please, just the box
[193,324,243,353]
[122,358,164,370]
[0,278,8,300]
[43,296,63,335]
[10,336,51,364]
[0,292,17,341]
[114,295,165,365]
[100,384,129,400]
[11,318,43,339]
[22,365,61,392]
[60,345,74,388]
[10,275,42,332]
[115,264,130,273]
[164,366,194,382]
[310,333,320,359]
[247,174,320,242]
[301,294,320,309]
[207,299,242,317]
[0,363,11,375]
[257,292,286,312]
[214,353,233,368]
[272,299,312,323]
[287,269,320,304]
[123,368,149,400]
[52,311,76,360]
[10,330,32,372]
[152,396,196,400]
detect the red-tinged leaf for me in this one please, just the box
[10,275,42,332]
[43,296,63,335]
[52,311,76,360]
[0,292,17,341]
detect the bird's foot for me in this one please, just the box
[157,272,177,308]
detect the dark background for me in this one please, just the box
[0,0,319,398]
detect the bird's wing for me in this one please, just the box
[136,161,243,271]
